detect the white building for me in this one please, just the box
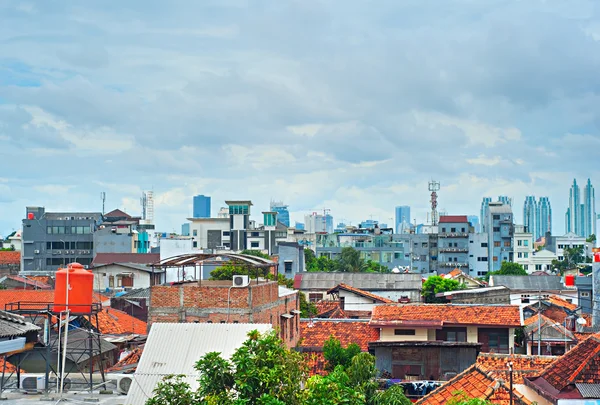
[547,232,593,261]
[468,233,489,277]
[513,225,534,270]
[188,218,230,250]
[91,263,163,291]
[527,249,558,273]
[7,230,22,251]
[158,237,195,261]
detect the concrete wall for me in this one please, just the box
[380,327,429,342]
[94,228,134,254]
[339,290,377,312]
[277,244,304,278]
[92,264,151,290]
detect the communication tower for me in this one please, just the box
[428,180,440,226]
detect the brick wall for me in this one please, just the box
[149,281,300,347]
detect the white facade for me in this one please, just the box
[159,237,195,261]
[188,218,230,250]
[550,233,593,261]
[7,230,22,251]
[526,249,557,273]
[337,290,382,313]
[468,233,489,277]
[513,225,534,271]
[508,290,578,308]
[92,263,153,291]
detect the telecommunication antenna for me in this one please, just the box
[100,192,106,215]
[140,192,147,220]
[428,180,440,226]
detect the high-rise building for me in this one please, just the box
[270,201,290,227]
[484,202,514,272]
[193,195,211,218]
[566,179,582,236]
[395,206,411,234]
[305,213,334,234]
[467,215,480,233]
[480,198,492,232]
[498,196,513,207]
[523,196,537,235]
[537,197,552,239]
[584,179,596,238]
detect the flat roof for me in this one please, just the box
[225,200,253,205]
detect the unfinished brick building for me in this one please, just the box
[149,279,300,347]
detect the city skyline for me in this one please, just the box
[1,2,599,237]
[566,178,597,238]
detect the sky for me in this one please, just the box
[1,0,600,236]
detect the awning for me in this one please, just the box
[280,314,294,319]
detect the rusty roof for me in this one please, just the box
[156,253,275,268]
[299,320,379,351]
[370,304,522,327]
[476,353,557,385]
[314,300,348,319]
[326,283,394,303]
[0,251,20,265]
[438,215,469,223]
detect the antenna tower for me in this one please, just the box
[140,192,147,220]
[100,192,106,215]
[428,180,440,226]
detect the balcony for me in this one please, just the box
[439,262,469,268]
[438,232,469,238]
[438,248,469,253]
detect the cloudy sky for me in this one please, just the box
[1,0,599,236]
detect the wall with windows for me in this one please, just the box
[468,233,489,277]
[380,327,428,342]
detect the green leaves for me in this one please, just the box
[421,276,463,303]
[323,336,361,371]
[305,247,390,273]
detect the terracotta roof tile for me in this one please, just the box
[547,295,577,311]
[476,353,557,384]
[370,304,522,327]
[327,283,394,303]
[0,358,24,373]
[299,320,379,351]
[439,216,469,223]
[97,308,147,335]
[1,275,52,290]
[27,276,53,286]
[416,364,532,405]
[537,336,600,391]
[107,347,143,373]
[314,300,348,319]
[0,251,20,265]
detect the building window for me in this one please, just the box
[478,257,488,262]
[493,256,498,262]
[521,294,530,303]
[524,253,529,258]
[493,215,500,220]
[451,228,456,232]
[518,252,522,258]
[524,265,529,270]
[461,228,466,232]
[251,241,260,248]
[524,240,529,246]
[441,228,446,232]
[193,230,198,236]
[535,264,542,270]
[558,256,564,261]
[493,227,500,232]
[394,329,416,336]
[308,293,322,302]
[223,231,230,236]
[193,241,198,248]
[494,241,501,247]
[518,240,523,246]
[284,261,293,273]
[251,232,259,237]
[504,241,511,247]
[481,243,488,247]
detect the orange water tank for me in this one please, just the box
[54,262,94,314]
[565,274,575,287]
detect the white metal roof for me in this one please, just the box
[126,322,272,405]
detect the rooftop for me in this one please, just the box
[370,304,522,327]
[294,272,422,291]
[0,275,52,290]
[0,310,40,338]
[313,300,348,319]
[299,320,379,352]
[0,251,20,265]
[96,307,147,335]
[438,215,469,223]
[476,353,557,384]
[326,283,394,304]
[92,253,160,267]
[490,275,569,291]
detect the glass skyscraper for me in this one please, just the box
[193,195,211,218]
[395,206,411,233]
[537,197,552,239]
[584,179,596,238]
[480,197,492,232]
[270,201,290,227]
[523,196,537,235]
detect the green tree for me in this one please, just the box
[304,248,316,267]
[486,261,527,279]
[371,385,412,405]
[337,247,367,272]
[307,255,338,272]
[365,260,389,273]
[323,336,361,370]
[240,249,271,259]
[446,392,494,405]
[551,246,586,274]
[421,276,463,303]
[299,291,317,317]
[587,234,596,243]
[146,375,198,405]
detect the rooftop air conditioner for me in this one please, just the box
[20,374,45,391]
[114,374,134,394]
[233,275,249,288]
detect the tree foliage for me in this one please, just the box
[421,276,464,303]
[551,246,586,274]
[299,291,317,318]
[240,249,271,259]
[486,261,527,279]
[323,336,361,370]
[305,247,390,273]
[446,392,494,405]
[587,234,596,243]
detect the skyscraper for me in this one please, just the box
[584,179,596,238]
[538,197,552,239]
[395,206,411,234]
[270,201,290,227]
[193,195,211,218]
[467,215,480,232]
[566,180,582,236]
[498,196,513,207]
[480,197,492,232]
[523,196,537,235]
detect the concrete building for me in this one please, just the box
[513,224,534,271]
[584,178,597,239]
[468,233,489,277]
[566,178,585,237]
[526,249,558,273]
[91,262,164,291]
[489,275,577,307]
[480,197,492,232]
[21,206,102,271]
[523,196,537,236]
[484,203,514,272]
[395,206,411,234]
[437,216,470,274]
[498,195,513,207]
[546,232,593,261]
[467,215,480,233]
[193,195,211,218]
[181,223,190,236]
[305,212,334,234]
[276,242,305,278]
[188,217,230,250]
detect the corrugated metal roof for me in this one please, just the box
[490,275,567,291]
[576,383,600,398]
[296,272,422,291]
[125,323,272,405]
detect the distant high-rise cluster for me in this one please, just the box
[522,196,552,240]
[395,206,411,233]
[270,201,290,227]
[193,195,211,218]
[566,179,596,238]
[480,196,512,232]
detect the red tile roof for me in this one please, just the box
[326,283,394,304]
[438,216,469,223]
[0,358,24,373]
[1,275,52,290]
[27,276,53,286]
[536,336,600,391]
[92,253,160,266]
[370,304,522,327]
[107,347,142,373]
[0,251,20,265]
[314,300,348,319]
[476,353,557,385]
[299,320,379,351]
[416,364,532,405]
[0,290,107,311]
[97,308,147,335]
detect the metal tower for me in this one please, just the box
[429,180,440,226]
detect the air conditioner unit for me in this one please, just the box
[20,374,45,391]
[233,275,249,287]
[114,374,134,394]
[56,251,62,255]
[34,250,40,254]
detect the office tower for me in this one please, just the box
[537,197,552,239]
[467,215,480,232]
[485,202,514,272]
[584,179,596,238]
[498,196,513,207]
[395,206,411,234]
[305,213,333,234]
[523,196,537,235]
[566,179,590,237]
[480,197,492,232]
[193,195,211,218]
[270,201,290,227]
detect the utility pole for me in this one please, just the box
[507,361,514,405]
[538,290,542,355]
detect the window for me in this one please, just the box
[558,244,564,249]
[251,241,260,248]
[461,228,466,232]
[193,241,198,248]
[193,230,198,236]
[308,293,322,302]
[451,228,456,232]
[517,252,522,258]
[441,228,446,232]
[581,292,591,297]
[504,241,511,247]
[494,241,501,247]
[558,256,564,261]
[524,265,529,270]
[493,256,498,262]
[493,227,500,232]
[478,257,488,262]
[251,232,259,237]
[394,329,416,335]
[524,240,529,246]
[535,264,542,270]
[493,215,500,220]
[481,243,488,247]
[524,253,529,258]
[521,294,530,303]
[284,261,293,273]
[229,205,249,215]
[518,240,523,246]
[223,231,230,236]
[447,331,467,342]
